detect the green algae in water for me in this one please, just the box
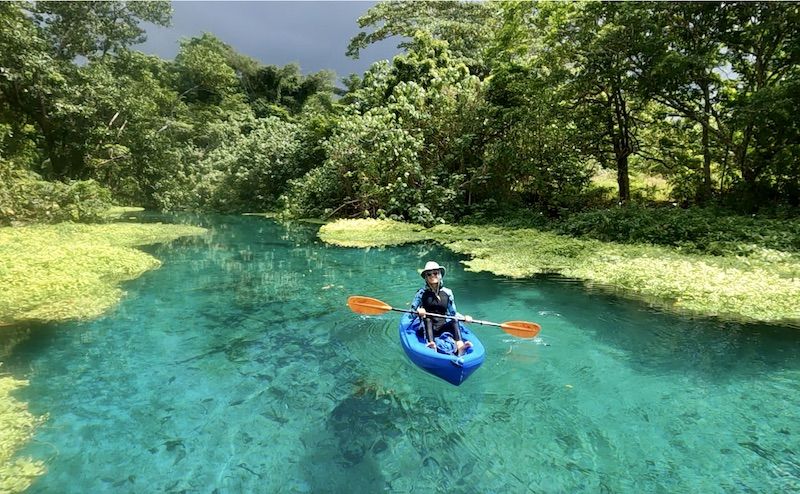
[0,220,206,492]
[0,222,207,324]
[0,374,46,493]
[2,215,800,493]
[319,219,800,324]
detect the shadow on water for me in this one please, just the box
[2,322,61,359]
[299,387,396,492]
[563,281,800,380]
[298,376,492,494]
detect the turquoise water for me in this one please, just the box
[4,214,800,493]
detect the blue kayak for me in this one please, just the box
[398,312,486,386]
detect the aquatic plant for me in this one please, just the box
[0,221,206,492]
[0,326,43,493]
[0,222,206,324]
[317,218,429,248]
[0,375,46,493]
[319,219,800,324]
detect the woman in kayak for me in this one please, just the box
[411,261,474,356]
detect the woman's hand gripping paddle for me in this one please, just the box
[347,296,541,339]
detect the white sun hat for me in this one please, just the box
[420,260,446,278]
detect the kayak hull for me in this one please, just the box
[398,312,486,386]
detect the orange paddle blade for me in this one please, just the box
[500,321,541,339]
[347,296,392,315]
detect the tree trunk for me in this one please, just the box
[616,153,630,203]
[609,86,632,203]
[738,121,755,187]
[788,173,799,207]
[41,128,66,179]
[700,83,713,202]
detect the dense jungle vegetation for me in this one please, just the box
[1,1,799,250]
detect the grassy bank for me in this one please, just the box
[0,222,206,324]
[0,221,206,492]
[319,219,800,325]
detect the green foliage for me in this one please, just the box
[588,168,673,205]
[286,106,430,221]
[347,0,495,74]
[0,1,173,183]
[174,33,240,105]
[555,205,800,256]
[484,61,592,214]
[153,116,304,212]
[289,33,488,224]
[534,2,652,203]
[3,0,800,223]
[239,63,336,116]
[634,2,800,206]
[293,96,339,170]
[88,50,183,205]
[217,117,302,211]
[33,1,171,61]
[282,161,347,220]
[0,160,113,225]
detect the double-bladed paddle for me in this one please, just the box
[347,295,541,339]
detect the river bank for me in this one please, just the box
[319,218,800,326]
[0,221,206,493]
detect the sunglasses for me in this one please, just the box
[425,271,440,277]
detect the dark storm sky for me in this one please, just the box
[135,1,402,80]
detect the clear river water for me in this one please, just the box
[3,214,800,493]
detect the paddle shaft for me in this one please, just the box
[388,307,500,328]
[347,296,541,338]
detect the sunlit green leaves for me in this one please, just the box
[0,160,114,225]
[33,1,171,60]
[347,0,495,73]
[289,33,485,224]
[174,33,240,105]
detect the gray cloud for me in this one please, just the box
[135,1,402,80]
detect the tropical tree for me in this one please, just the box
[0,1,172,181]
[33,1,171,60]
[717,2,800,206]
[551,2,658,203]
[347,0,496,75]
[238,63,336,116]
[628,2,800,208]
[90,50,183,204]
[634,2,726,201]
[289,33,486,223]
[173,33,240,106]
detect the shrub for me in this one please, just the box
[151,118,302,213]
[555,205,800,255]
[0,161,113,225]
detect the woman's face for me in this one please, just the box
[425,270,441,285]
